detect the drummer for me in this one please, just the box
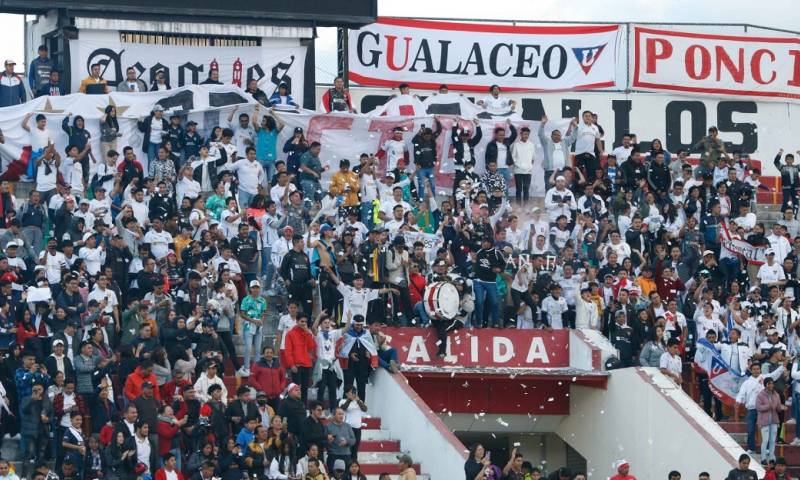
[427,259,453,283]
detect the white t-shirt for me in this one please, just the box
[277,314,296,350]
[551,143,567,170]
[149,119,163,145]
[229,160,264,195]
[270,183,297,215]
[60,392,77,427]
[611,145,633,164]
[495,142,509,169]
[659,352,682,377]
[69,161,84,195]
[575,123,600,156]
[143,229,174,259]
[337,283,380,322]
[129,199,149,226]
[31,127,52,151]
[135,435,152,472]
[40,250,67,284]
[757,263,785,285]
[189,209,208,240]
[88,287,118,316]
[340,397,364,430]
[382,139,407,172]
[36,159,58,191]
[220,208,241,240]
[480,95,513,111]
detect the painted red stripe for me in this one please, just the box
[375,17,619,35]
[348,71,616,93]
[359,440,401,451]
[632,80,800,100]
[634,26,800,44]
[361,417,382,429]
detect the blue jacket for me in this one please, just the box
[0,73,26,107]
[28,57,54,91]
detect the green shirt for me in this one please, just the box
[206,194,226,220]
[299,151,322,182]
[240,294,267,333]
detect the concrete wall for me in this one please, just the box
[554,367,764,479]
[366,369,468,478]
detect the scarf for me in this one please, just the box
[339,327,378,359]
[68,425,84,445]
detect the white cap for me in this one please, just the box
[702,250,715,257]
[555,175,566,182]
[249,279,261,288]
[82,232,95,242]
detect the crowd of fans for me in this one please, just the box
[0,45,798,480]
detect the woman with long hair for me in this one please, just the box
[103,430,135,480]
[639,325,668,367]
[464,443,493,480]
[342,460,367,480]
[268,441,296,479]
[283,127,308,177]
[100,105,121,160]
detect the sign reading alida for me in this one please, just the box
[349,18,620,92]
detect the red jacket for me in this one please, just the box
[154,468,184,480]
[156,420,180,456]
[764,471,793,480]
[53,392,88,418]
[248,357,286,399]
[161,378,190,402]
[284,326,317,368]
[123,366,162,401]
[408,273,426,306]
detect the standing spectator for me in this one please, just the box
[138,105,169,173]
[484,119,517,195]
[574,110,603,182]
[0,59,25,107]
[284,313,316,405]
[511,127,535,204]
[20,382,51,478]
[35,70,64,98]
[29,45,54,93]
[149,70,171,91]
[79,63,110,94]
[325,407,355,474]
[757,377,784,465]
[340,315,375,401]
[659,338,683,385]
[539,116,577,189]
[321,76,354,113]
[117,66,148,92]
[268,82,297,108]
[253,105,284,183]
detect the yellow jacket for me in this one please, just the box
[329,171,360,206]
[79,76,109,93]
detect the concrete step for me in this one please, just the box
[360,462,420,475]
[361,429,395,441]
[357,451,407,464]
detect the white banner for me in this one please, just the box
[335,85,800,178]
[69,30,306,106]
[348,18,620,92]
[633,26,800,102]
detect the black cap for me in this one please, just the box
[293,127,303,134]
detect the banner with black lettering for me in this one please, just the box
[632,26,800,102]
[348,18,620,92]
[69,30,306,105]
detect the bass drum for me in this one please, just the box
[423,281,460,320]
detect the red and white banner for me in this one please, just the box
[381,328,570,368]
[349,18,620,92]
[633,26,800,101]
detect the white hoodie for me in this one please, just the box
[512,139,536,175]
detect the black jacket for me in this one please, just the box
[277,396,306,436]
[411,121,442,169]
[450,125,482,167]
[192,148,228,189]
[300,416,327,452]
[774,153,800,188]
[620,159,647,190]
[646,160,671,194]
[484,124,518,167]
[137,114,169,153]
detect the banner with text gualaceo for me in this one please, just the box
[632,26,800,102]
[348,18,620,92]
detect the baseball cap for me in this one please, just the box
[293,127,303,134]
[249,280,261,288]
[555,175,566,182]
[765,248,775,256]
[702,250,715,257]
[397,454,413,465]
[385,171,395,179]
[152,104,164,112]
[52,339,65,347]
[287,383,300,393]
[320,224,333,234]
[333,459,346,471]
[4,60,15,66]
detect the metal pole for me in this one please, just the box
[337,26,349,87]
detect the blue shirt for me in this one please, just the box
[236,427,255,451]
[255,129,279,163]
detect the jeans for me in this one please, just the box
[21,226,43,256]
[761,424,778,462]
[238,189,256,209]
[514,173,531,203]
[498,168,512,197]
[378,347,398,371]
[415,167,436,200]
[473,279,499,328]
[793,390,800,426]
[262,245,274,285]
[260,160,276,185]
[719,257,740,289]
[360,201,375,230]
[146,143,159,174]
[746,408,758,451]
[413,302,430,326]
[300,178,322,202]
[242,325,263,370]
